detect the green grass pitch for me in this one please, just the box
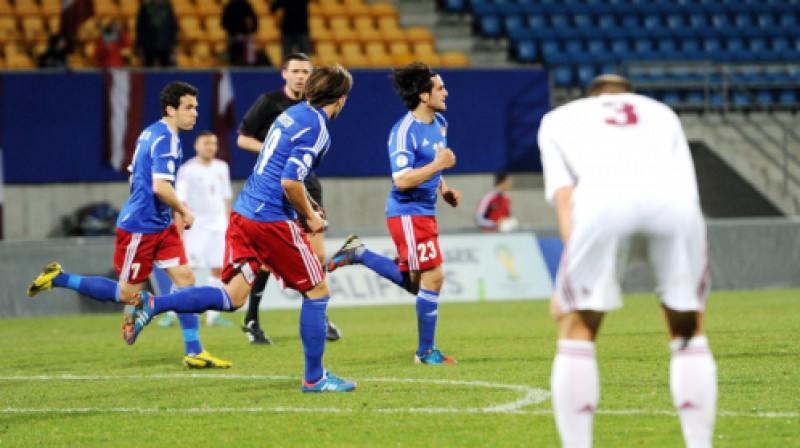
[1,290,797,447]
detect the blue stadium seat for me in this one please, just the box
[710,13,730,30]
[576,65,597,86]
[665,14,687,31]
[470,0,498,16]
[755,90,774,107]
[733,13,754,30]
[656,38,679,59]
[633,38,655,57]
[726,37,752,62]
[778,90,797,107]
[685,91,705,107]
[540,39,560,59]
[620,14,639,28]
[662,91,682,106]
[643,15,662,30]
[756,13,777,30]
[688,13,708,29]
[564,39,584,54]
[610,38,630,55]
[479,15,503,37]
[443,0,467,14]
[573,13,593,28]
[504,15,526,36]
[526,14,546,29]
[732,92,751,108]
[597,14,616,30]
[550,14,570,28]
[779,14,798,28]
[587,39,607,54]
[515,39,537,63]
[553,66,574,87]
[702,37,723,56]
[680,38,703,59]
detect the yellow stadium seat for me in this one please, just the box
[203,16,227,43]
[0,16,19,44]
[21,16,47,43]
[39,0,61,18]
[413,42,436,57]
[12,0,40,18]
[0,0,12,16]
[76,18,98,43]
[320,2,347,21]
[439,51,469,67]
[255,16,280,45]
[190,41,216,67]
[92,0,118,18]
[329,17,358,45]
[309,15,332,42]
[391,52,416,66]
[265,42,281,66]
[369,2,398,21]
[416,52,440,67]
[388,41,410,56]
[251,0,269,16]
[118,0,139,18]
[172,0,198,17]
[406,27,434,45]
[47,15,59,34]
[196,1,222,18]
[340,52,369,68]
[179,16,204,43]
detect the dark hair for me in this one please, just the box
[196,130,215,138]
[494,171,509,186]
[389,62,437,110]
[282,52,312,69]
[305,64,353,108]
[160,81,198,117]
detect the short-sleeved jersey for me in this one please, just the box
[238,89,300,142]
[117,120,182,233]
[233,102,331,222]
[475,189,511,231]
[385,112,448,217]
[538,92,699,205]
[175,157,232,231]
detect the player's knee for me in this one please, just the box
[666,309,700,339]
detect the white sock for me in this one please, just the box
[551,339,599,448]
[205,276,223,326]
[670,336,717,448]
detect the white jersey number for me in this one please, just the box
[417,241,438,262]
[256,128,281,175]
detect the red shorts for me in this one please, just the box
[114,224,187,284]
[221,212,324,292]
[386,215,443,272]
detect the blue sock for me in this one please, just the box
[416,289,440,356]
[52,273,120,302]
[152,286,233,315]
[300,296,329,384]
[361,249,412,290]
[172,286,203,356]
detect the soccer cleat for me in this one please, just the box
[301,371,357,393]
[27,262,63,297]
[121,291,155,345]
[326,317,342,342]
[183,350,232,369]
[241,319,273,345]
[158,312,176,328]
[325,234,364,273]
[414,346,458,365]
[206,315,234,327]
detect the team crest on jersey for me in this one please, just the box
[395,154,409,168]
[277,113,294,128]
[167,160,175,173]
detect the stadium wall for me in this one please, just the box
[1,217,798,318]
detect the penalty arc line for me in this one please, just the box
[0,374,796,418]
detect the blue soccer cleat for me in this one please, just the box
[414,345,458,365]
[122,291,155,345]
[301,371,357,393]
[325,234,364,273]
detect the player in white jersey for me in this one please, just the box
[170,131,234,327]
[538,75,716,448]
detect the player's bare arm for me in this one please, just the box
[393,148,456,190]
[439,178,460,207]
[153,178,195,229]
[281,179,325,233]
[236,134,263,154]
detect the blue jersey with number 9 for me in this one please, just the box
[233,102,331,222]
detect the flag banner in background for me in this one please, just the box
[59,0,94,48]
[212,70,236,163]
[103,70,145,172]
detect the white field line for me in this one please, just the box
[0,374,796,419]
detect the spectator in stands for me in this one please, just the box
[37,34,69,69]
[135,0,178,67]
[222,0,258,66]
[94,18,132,68]
[270,0,311,60]
[476,171,518,232]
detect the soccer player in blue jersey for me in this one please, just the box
[120,65,357,393]
[27,81,231,369]
[327,62,461,365]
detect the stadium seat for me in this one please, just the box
[778,90,797,107]
[514,39,536,63]
[39,0,60,18]
[439,51,469,67]
[203,17,226,44]
[596,14,616,30]
[255,16,280,45]
[442,0,467,14]
[552,66,574,87]
[179,17,203,43]
[0,16,20,44]
[755,90,774,107]
[12,0,41,18]
[370,2,399,21]
[196,1,222,18]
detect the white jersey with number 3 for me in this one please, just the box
[538,93,708,313]
[539,92,699,205]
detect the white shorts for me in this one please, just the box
[183,226,225,269]
[556,194,709,313]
